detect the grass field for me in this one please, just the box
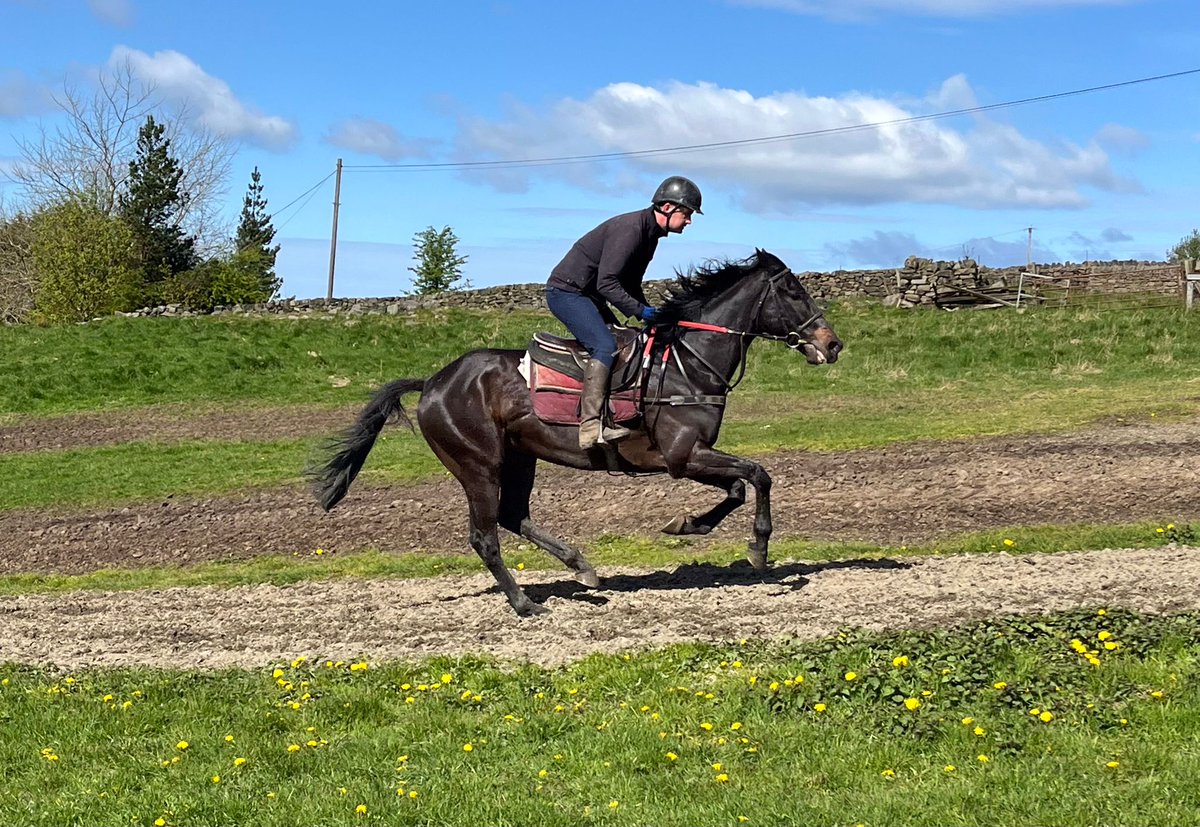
[4,298,1200,825]
[3,299,1200,511]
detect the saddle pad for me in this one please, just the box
[528,361,641,425]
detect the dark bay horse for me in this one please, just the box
[311,249,842,616]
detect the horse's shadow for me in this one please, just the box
[458,557,910,608]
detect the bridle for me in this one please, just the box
[643,265,827,400]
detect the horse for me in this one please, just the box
[310,249,842,616]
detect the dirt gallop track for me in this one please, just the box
[2,411,1199,669]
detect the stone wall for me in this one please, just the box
[118,258,1187,319]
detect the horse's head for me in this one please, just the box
[746,250,842,365]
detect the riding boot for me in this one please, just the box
[579,361,630,449]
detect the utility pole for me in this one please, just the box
[1026,226,1034,273]
[326,158,343,302]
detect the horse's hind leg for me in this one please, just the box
[662,478,747,536]
[465,476,548,617]
[498,451,600,589]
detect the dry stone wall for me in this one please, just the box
[118,259,1187,319]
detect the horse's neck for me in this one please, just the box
[678,292,757,390]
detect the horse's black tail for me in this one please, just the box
[308,378,426,512]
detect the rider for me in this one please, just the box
[545,175,702,449]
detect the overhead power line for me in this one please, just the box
[344,67,1200,173]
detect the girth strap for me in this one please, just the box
[644,394,727,407]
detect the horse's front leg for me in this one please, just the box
[666,445,772,571]
[662,478,746,536]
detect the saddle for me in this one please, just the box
[522,325,648,426]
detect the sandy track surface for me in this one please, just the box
[3,409,1199,669]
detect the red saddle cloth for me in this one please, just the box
[527,362,642,426]
[524,327,647,426]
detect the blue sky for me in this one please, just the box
[2,0,1198,299]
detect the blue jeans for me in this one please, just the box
[545,287,616,368]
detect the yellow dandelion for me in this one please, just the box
[355,804,367,815]
[731,722,743,731]
[880,768,895,778]
[233,757,246,767]
[977,754,990,763]
[715,773,729,783]
[1098,631,1112,641]
[516,562,525,570]
[961,716,974,725]
[904,697,921,711]
[738,818,749,824]
[287,744,301,753]
[272,668,284,678]
[1106,761,1120,769]
[712,762,723,771]
[844,671,857,681]
[609,801,619,809]
[1003,538,1015,547]
[700,722,714,731]
[993,681,1008,690]
[154,819,166,827]
[224,735,234,743]
[409,791,419,799]
[814,703,827,713]
[892,655,909,668]
[463,743,474,752]
[666,752,678,762]
[211,775,221,784]
[973,726,986,736]
[943,765,956,773]
[538,769,548,778]
[769,681,780,692]
[175,741,189,751]
[732,660,743,668]
[441,673,453,684]
[1039,711,1054,723]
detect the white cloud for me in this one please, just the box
[88,0,134,27]
[109,46,297,150]
[324,118,436,161]
[1094,123,1150,153]
[455,77,1136,212]
[730,0,1141,21]
[0,70,51,118]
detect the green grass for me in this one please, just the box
[5,299,1200,511]
[0,520,1189,597]
[2,609,1197,825]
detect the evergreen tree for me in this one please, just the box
[234,166,281,300]
[119,115,197,288]
[408,225,469,294]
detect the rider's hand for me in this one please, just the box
[639,305,660,323]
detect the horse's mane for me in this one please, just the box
[656,249,784,325]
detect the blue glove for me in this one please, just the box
[639,305,659,323]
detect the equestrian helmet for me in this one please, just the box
[652,175,703,214]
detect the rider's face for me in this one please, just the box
[666,205,693,233]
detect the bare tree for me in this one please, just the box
[0,203,37,324]
[7,59,235,253]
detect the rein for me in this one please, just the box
[642,267,825,405]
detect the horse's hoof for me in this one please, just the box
[515,601,550,617]
[575,568,601,589]
[662,516,688,535]
[747,548,769,572]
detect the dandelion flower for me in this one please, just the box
[355,804,367,815]
[154,819,166,827]
[176,741,189,751]
[463,743,474,752]
[712,763,723,771]
[844,671,857,681]
[609,801,619,809]
[977,754,990,763]
[1003,538,1015,547]
[700,722,714,731]
[904,698,921,711]
[892,656,909,668]
[961,717,974,725]
[973,726,986,736]
[730,722,743,731]
[993,681,1008,690]
[943,765,956,773]
[441,673,454,684]
[224,735,234,743]
[1039,711,1054,723]
[1150,690,1164,700]
[233,757,247,767]
[538,769,548,778]
[211,775,221,784]
[409,791,419,799]
[715,773,729,783]
[814,703,827,713]
[880,769,895,778]
[1106,761,1120,769]
[287,744,301,753]
[1098,631,1112,641]
[666,752,678,762]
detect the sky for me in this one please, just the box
[2,0,1198,299]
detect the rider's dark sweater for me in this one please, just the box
[547,207,666,319]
